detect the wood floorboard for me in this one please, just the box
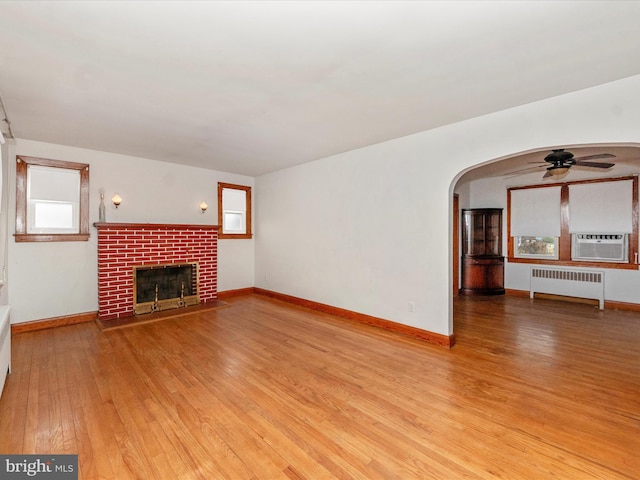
[0,293,639,479]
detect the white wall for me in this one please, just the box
[256,143,446,334]
[7,139,254,324]
[256,74,640,336]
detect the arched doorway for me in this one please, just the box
[451,143,640,335]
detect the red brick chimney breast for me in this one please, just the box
[95,223,218,321]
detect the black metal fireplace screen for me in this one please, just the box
[133,263,199,315]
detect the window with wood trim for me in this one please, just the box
[15,156,90,242]
[217,182,252,239]
[507,176,638,269]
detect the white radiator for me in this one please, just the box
[530,267,604,310]
[0,305,10,399]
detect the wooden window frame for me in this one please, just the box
[217,182,252,240]
[15,155,90,242]
[507,175,638,270]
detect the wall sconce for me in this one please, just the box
[112,193,122,208]
[199,201,208,214]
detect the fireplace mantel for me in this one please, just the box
[95,222,218,321]
[94,222,219,230]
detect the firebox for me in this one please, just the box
[133,263,199,315]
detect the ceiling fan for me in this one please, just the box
[507,149,616,179]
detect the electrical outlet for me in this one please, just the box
[408,301,415,312]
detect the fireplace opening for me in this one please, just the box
[133,263,199,315]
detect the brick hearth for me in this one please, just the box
[95,223,218,321]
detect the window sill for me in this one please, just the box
[218,233,253,240]
[14,233,90,243]
[507,256,638,270]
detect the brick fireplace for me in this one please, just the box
[95,223,218,321]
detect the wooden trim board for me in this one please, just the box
[253,288,455,348]
[12,311,96,334]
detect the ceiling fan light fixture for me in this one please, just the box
[548,165,570,177]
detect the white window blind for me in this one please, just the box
[510,186,561,237]
[28,165,80,203]
[569,180,633,233]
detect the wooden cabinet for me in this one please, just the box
[460,208,505,295]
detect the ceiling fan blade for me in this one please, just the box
[573,161,615,168]
[504,165,547,177]
[542,170,553,179]
[573,153,616,161]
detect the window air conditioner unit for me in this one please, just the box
[572,233,628,262]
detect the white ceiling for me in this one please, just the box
[2,1,640,177]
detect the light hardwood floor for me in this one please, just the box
[0,294,639,479]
